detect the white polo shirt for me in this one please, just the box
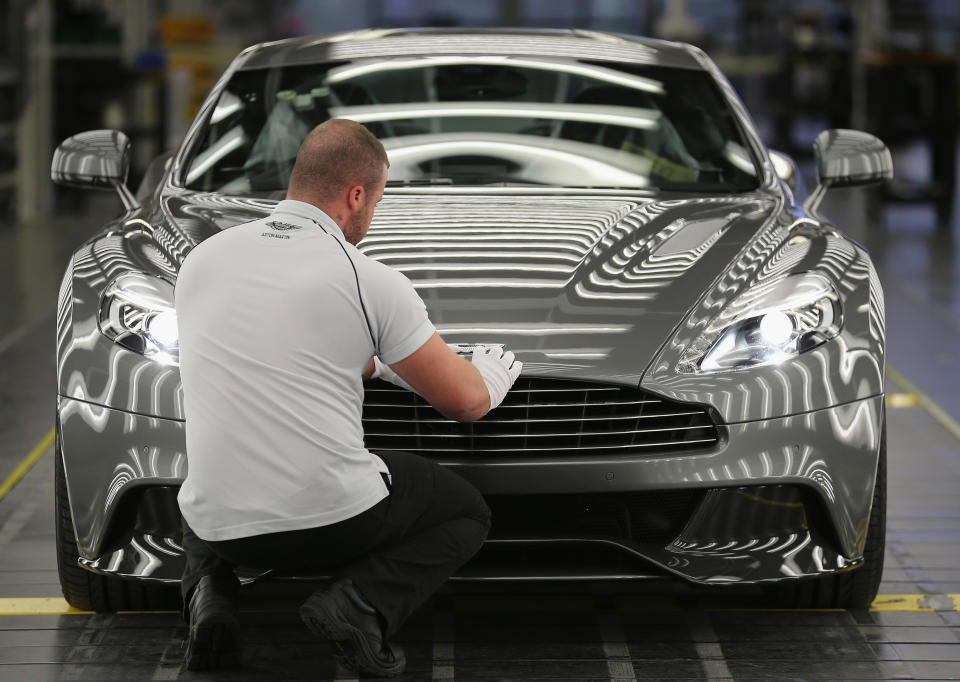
[175,199,435,541]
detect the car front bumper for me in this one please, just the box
[58,393,883,586]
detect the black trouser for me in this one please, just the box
[180,450,491,637]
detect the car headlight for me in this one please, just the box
[99,273,179,365]
[678,272,841,374]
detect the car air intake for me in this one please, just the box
[485,490,706,545]
[363,377,719,457]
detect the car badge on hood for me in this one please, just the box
[447,343,505,356]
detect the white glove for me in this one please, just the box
[471,345,522,411]
[371,356,416,393]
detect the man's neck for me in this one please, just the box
[283,195,349,234]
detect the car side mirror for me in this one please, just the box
[51,129,139,210]
[814,129,893,188]
[804,129,892,214]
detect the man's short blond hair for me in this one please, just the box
[287,119,389,203]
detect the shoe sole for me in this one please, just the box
[185,618,241,671]
[300,590,405,677]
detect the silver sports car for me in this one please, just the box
[52,28,892,612]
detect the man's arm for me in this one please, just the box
[358,262,519,420]
[386,333,490,422]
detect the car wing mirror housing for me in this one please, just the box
[769,149,806,198]
[51,129,139,210]
[804,128,892,214]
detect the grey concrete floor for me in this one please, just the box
[0,172,959,679]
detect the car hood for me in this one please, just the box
[151,191,778,384]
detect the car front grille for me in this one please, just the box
[362,377,720,458]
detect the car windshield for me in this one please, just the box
[184,56,760,194]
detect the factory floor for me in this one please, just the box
[0,171,958,680]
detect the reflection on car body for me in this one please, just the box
[51,28,891,612]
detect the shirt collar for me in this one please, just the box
[272,199,346,242]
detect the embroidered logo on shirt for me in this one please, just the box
[266,220,302,231]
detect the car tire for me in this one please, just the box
[55,425,180,612]
[769,415,887,609]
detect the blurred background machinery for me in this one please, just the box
[1,0,957,225]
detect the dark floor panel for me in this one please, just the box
[0,664,66,682]
[719,639,877,661]
[905,661,960,680]
[710,623,865,643]
[724,659,905,681]
[854,611,958,627]
[0,570,59,585]
[0,629,84,647]
[457,660,616,678]
[0,320,55,488]
[859,625,958,644]
[887,643,960,661]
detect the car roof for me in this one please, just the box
[238,27,705,71]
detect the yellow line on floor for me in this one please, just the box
[0,594,957,615]
[870,594,931,611]
[0,597,91,615]
[886,364,960,442]
[0,427,54,502]
[869,594,960,611]
[885,392,919,408]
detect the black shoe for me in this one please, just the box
[184,575,241,671]
[300,578,406,677]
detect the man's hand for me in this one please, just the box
[372,334,523,422]
[470,345,522,411]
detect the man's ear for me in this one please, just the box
[346,184,365,211]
